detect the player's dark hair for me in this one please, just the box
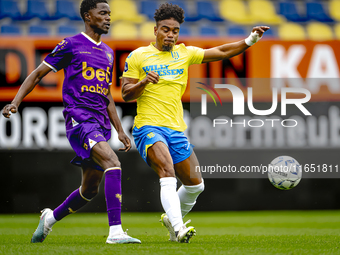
[80,0,108,21]
[154,3,185,25]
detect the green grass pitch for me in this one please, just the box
[1,211,340,255]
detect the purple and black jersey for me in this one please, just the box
[44,32,114,130]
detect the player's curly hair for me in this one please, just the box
[154,3,185,25]
[80,0,108,21]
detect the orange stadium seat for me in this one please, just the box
[329,0,340,21]
[111,21,138,39]
[109,0,146,23]
[307,22,333,41]
[278,23,306,40]
[219,0,255,25]
[249,0,284,25]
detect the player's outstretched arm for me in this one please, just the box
[121,71,159,102]
[2,63,52,118]
[202,26,270,63]
[107,85,131,152]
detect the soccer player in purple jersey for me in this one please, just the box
[2,0,140,244]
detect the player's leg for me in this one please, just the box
[175,151,204,218]
[31,165,103,243]
[147,141,184,235]
[91,141,141,244]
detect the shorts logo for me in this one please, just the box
[147,132,155,139]
[94,133,104,138]
[83,143,88,150]
[116,194,122,203]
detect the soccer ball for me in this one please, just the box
[268,156,302,190]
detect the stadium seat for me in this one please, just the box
[140,21,156,40]
[1,24,21,35]
[169,1,200,22]
[58,25,79,35]
[219,0,255,25]
[0,0,22,20]
[111,22,138,39]
[179,24,191,36]
[227,25,247,37]
[23,0,52,20]
[140,1,159,20]
[196,1,224,22]
[279,1,309,22]
[54,0,82,20]
[306,2,334,23]
[29,25,50,35]
[109,0,146,23]
[278,23,306,40]
[307,22,333,41]
[199,25,219,37]
[329,1,340,21]
[335,23,340,40]
[249,0,284,25]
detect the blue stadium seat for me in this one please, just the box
[0,0,22,20]
[197,1,224,22]
[169,1,200,22]
[1,24,21,35]
[199,25,219,36]
[29,25,49,35]
[23,0,52,20]
[140,1,159,20]
[279,2,309,22]
[227,26,247,37]
[58,25,78,35]
[179,24,191,36]
[306,2,334,22]
[54,0,82,20]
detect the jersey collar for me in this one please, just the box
[81,32,102,46]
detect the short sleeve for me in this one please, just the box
[43,38,73,72]
[187,46,205,66]
[122,51,140,79]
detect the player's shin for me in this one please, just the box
[104,167,124,235]
[177,180,205,218]
[53,187,91,222]
[160,177,183,232]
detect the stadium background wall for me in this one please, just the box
[1,38,340,213]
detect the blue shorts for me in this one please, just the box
[132,125,194,166]
[66,120,111,171]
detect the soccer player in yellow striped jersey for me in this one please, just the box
[122,3,269,243]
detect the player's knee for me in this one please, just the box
[185,180,205,195]
[100,150,121,168]
[81,185,99,200]
[159,165,176,178]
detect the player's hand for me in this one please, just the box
[142,71,159,85]
[2,104,18,118]
[251,26,270,37]
[118,132,131,152]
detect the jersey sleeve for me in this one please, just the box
[43,38,73,72]
[122,50,140,79]
[187,46,205,66]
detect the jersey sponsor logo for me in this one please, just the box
[171,51,179,60]
[81,62,110,95]
[92,46,103,51]
[142,64,184,76]
[124,62,128,72]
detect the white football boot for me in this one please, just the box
[106,230,141,244]
[176,220,196,243]
[31,208,53,243]
[160,213,177,242]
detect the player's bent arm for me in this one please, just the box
[107,85,124,134]
[121,71,159,102]
[2,63,52,118]
[202,25,270,63]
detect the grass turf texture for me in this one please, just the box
[1,211,340,255]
